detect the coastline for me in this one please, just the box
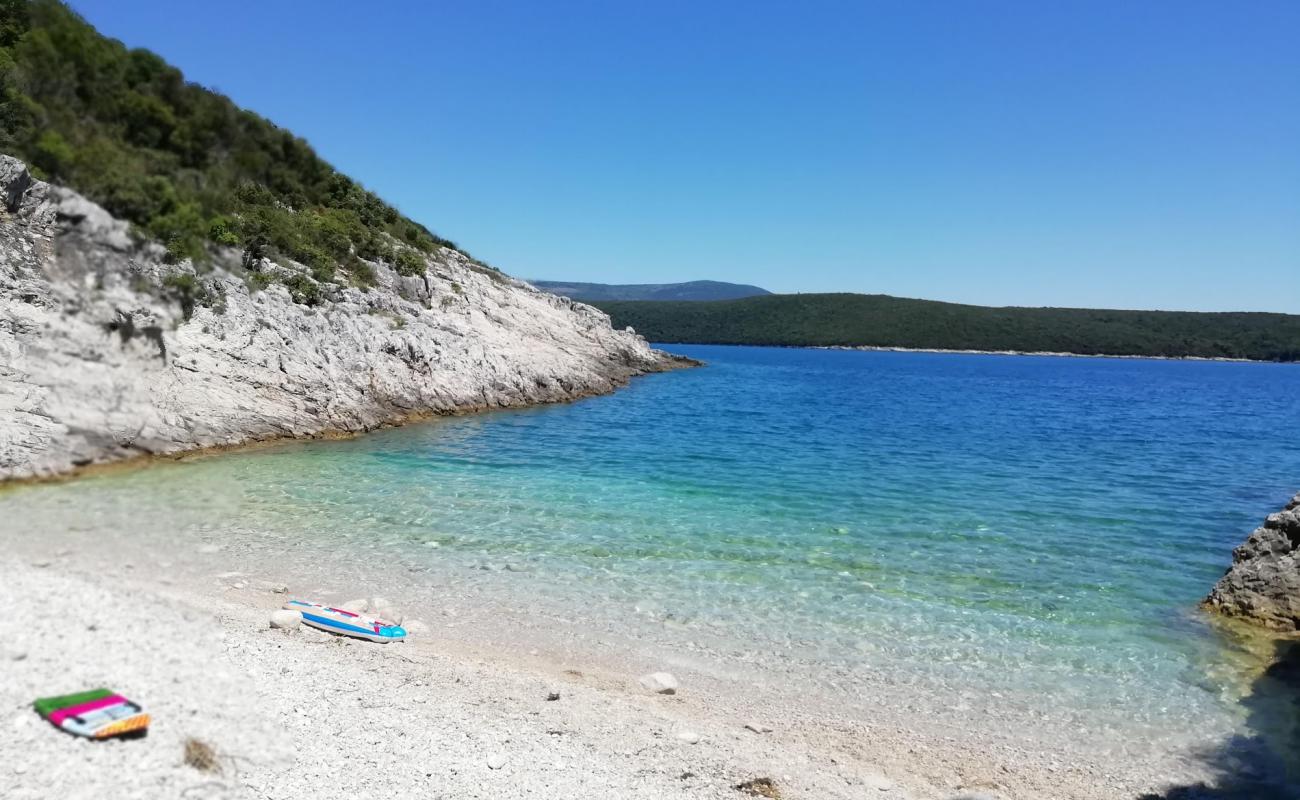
[0,497,1240,800]
[649,341,1285,364]
[1,155,703,484]
[0,352,699,490]
[817,344,1280,363]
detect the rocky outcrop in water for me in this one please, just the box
[1203,493,1300,632]
[0,156,691,480]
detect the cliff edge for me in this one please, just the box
[1203,492,1300,632]
[0,156,690,480]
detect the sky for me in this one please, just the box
[71,1,1300,312]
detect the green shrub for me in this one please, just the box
[0,0,469,298]
[207,215,239,247]
[393,247,425,277]
[31,128,71,176]
[344,256,376,288]
[279,272,322,306]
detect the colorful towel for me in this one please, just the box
[34,689,150,739]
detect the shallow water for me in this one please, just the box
[7,345,1300,761]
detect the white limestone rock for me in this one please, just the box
[0,155,690,481]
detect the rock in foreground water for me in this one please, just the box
[1203,492,1300,631]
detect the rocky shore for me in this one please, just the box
[0,156,691,481]
[1203,492,1300,632]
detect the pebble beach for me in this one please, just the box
[0,532,1228,800]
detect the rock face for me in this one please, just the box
[0,156,691,480]
[1203,493,1300,632]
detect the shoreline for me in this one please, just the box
[817,345,1279,363]
[0,496,1256,800]
[651,341,1291,364]
[0,352,701,489]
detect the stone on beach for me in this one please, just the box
[269,609,302,630]
[735,777,782,798]
[638,672,679,694]
[340,598,369,613]
[674,730,700,744]
[371,598,403,623]
[485,753,507,770]
[745,722,773,733]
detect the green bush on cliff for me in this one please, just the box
[0,0,457,289]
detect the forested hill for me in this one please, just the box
[0,0,460,286]
[595,294,1300,362]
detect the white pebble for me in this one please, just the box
[638,672,679,694]
[269,609,302,630]
[486,753,507,770]
[675,730,701,744]
[341,598,369,613]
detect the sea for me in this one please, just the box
[7,344,1300,779]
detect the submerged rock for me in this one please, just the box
[1203,492,1300,631]
[0,155,692,481]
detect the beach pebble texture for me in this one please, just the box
[0,555,932,800]
[639,671,680,694]
[0,155,689,481]
[269,609,302,630]
[1203,492,1300,631]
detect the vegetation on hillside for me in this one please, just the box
[0,0,459,294]
[596,294,1300,362]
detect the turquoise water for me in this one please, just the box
[7,345,1300,754]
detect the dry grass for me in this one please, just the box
[183,737,221,773]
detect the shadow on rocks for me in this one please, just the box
[1139,638,1300,800]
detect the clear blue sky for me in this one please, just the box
[72,1,1299,312]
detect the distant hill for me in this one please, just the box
[593,293,1300,362]
[532,279,771,302]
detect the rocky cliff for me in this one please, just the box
[1203,493,1300,632]
[0,156,689,480]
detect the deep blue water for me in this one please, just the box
[9,345,1300,744]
